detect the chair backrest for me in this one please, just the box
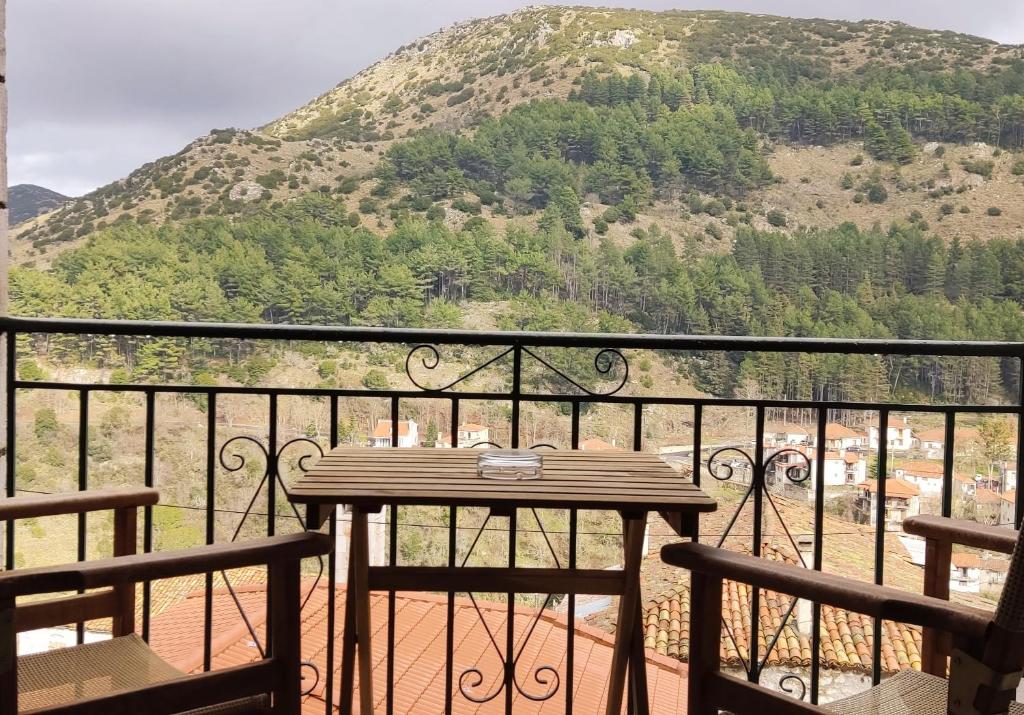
[993,522,1024,634]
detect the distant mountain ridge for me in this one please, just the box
[10,184,69,225]
[11,5,1024,259]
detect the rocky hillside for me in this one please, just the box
[10,184,69,225]
[12,5,1024,264]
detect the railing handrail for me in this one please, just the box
[2,316,1022,357]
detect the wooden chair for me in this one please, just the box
[0,488,332,714]
[662,514,1024,715]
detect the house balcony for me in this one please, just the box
[3,317,1023,712]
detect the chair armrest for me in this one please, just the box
[904,515,1018,554]
[0,488,159,520]
[0,532,332,598]
[661,542,991,640]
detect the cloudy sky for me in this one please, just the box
[9,0,1024,197]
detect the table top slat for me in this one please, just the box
[288,447,715,512]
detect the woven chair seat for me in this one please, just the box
[824,669,1024,715]
[17,634,269,714]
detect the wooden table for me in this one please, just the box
[289,447,716,715]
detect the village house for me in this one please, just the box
[914,426,980,459]
[824,422,865,452]
[437,422,491,448]
[766,446,867,496]
[975,487,1006,525]
[368,419,419,448]
[1001,489,1017,527]
[893,460,976,499]
[822,450,867,486]
[950,552,982,593]
[857,478,921,531]
[763,422,810,447]
[867,416,914,452]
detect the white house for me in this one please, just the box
[824,422,864,452]
[765,445,866,491]
[867,416,913,452]
[438,422,492,448]
[764,422,810,447]
[914,427,980,459]
[893,460,975,499]
[821,451,867,486]
[857,478,920,531]
[368,419,419,448]
[950,552,981,593]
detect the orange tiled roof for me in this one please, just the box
[643,545,921,674]
[371,420,412,439]
[895,460,943,476]
[83,567,267,634]
[862,478,920,498]
[580,437,620,451]
[913,427,981,444]
[951,552,981,569]
[459,423,487,432]
[975,487,1004,505]
[765,422,809,435]
[150,583,689,714]
[1002,489,1017,504]
[825,423,861,440]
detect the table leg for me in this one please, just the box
[605,513,648,715]
[339,509,374,714]
[352,509,375,714]
[339,513,357,715]
[628,598,650,715]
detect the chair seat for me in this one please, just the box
[824,669,1024,715]
[18,634,268,714]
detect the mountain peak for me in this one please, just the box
[9,184,70,225]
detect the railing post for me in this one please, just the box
[0,0,8,576]
[920,536,953,675]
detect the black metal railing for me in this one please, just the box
[2,316,1023,711]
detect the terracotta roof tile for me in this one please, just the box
[371,420,412,439]
[862,478,920,498]
[642,545,922,675]
[951,552,980,569]
[975,488,1004,505]
[825,423,861,440]
[764,422,809,436]
[580,438,620,451]
[150,584,688,713]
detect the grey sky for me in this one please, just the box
[9,0,1024,197]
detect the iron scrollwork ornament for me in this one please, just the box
[404,344,514,392]
[780,673,808,701]
[521,346,629,396]
[217,435,326,696]
[706,443,814,684]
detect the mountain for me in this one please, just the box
[9,184,69,225]
[13,6,1024,262]
[10,7,1024,404]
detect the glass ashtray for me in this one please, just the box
[477,449,543,480]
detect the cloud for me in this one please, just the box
[8,0,1024,196]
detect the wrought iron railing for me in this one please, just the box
[2,316,1023,711]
